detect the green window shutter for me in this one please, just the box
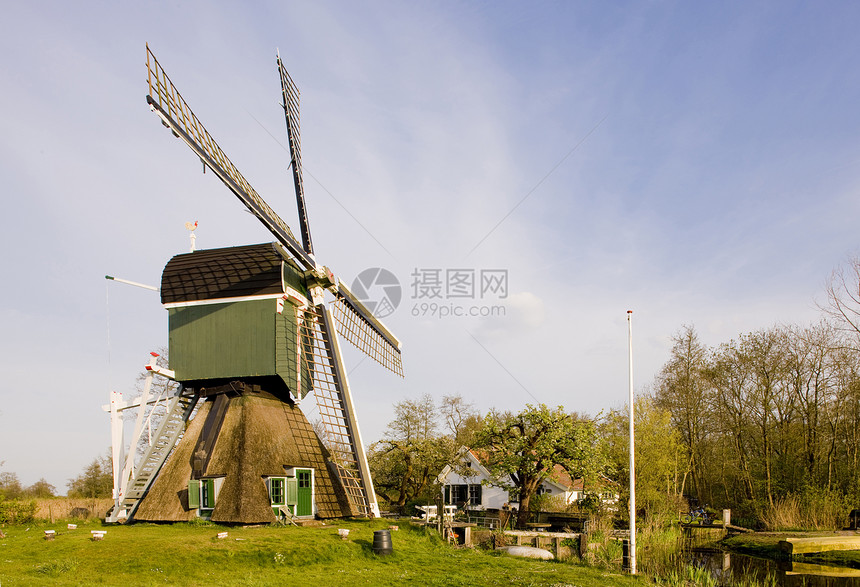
[202,479,216,508]
[286,477,298,505]
[188,480,200,508]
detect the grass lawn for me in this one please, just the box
[0,519,647,586]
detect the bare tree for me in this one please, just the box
[368,394,457,511]
[654,325,711,499]
[439,394,480,446]
[822,256,860,340]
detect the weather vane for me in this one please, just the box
[185,221,198,252]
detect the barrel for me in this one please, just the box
[372,529,393,555]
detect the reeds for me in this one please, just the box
[32,498,113,521]
[760,489,850,531]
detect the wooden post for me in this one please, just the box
[722,509,731,528]
[579,533,588,559]
[622,539,630,571]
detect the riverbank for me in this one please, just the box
[724,530,860,568]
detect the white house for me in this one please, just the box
[437,448,590,510]
[436,449,511,510]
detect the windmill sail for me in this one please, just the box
[299,305,377,515]
[146,44,403,377]
[145,44,315,270]
[334,283,403,376]
[278,54,313,256]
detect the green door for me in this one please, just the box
[296,469,312,516]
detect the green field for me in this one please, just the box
[0,519,646,586]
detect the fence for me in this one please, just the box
[456,509,594,531]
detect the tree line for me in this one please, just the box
[646,258,860,523]
[370,259,860,527]
[0,453,113,501]
[653,321,860,519]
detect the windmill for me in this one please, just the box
[106,45,402,524]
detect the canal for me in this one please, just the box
[681,548,860,586]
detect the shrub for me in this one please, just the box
[528,493,571,513]
[0,497,37,524]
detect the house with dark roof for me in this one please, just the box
[437,448,607,510]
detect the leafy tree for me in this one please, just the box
[652,316,860,524]
[25,478,56,498]
[67,453,113,498]
[369,394,459,511]
[602,397,687,522]
[474,404,604,529]
[0,472,23,500]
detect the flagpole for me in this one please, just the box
[627,310,636,574]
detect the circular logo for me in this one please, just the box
[351,268,402,318]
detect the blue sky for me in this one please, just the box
[2,1,859,491]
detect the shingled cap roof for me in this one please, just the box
[161,243,300,305]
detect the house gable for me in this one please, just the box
[438,447,604,510]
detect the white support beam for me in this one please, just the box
[106,351,178,522]
[322,304,380,518]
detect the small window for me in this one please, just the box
[269,478,286,506]
[468,483,482,505]
[444,484,469,505]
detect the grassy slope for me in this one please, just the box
[0,519,646,586]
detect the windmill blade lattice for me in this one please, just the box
[278,55,314,256]
[145,45,314,270]
[332,295,404,376]
[299,304,374,516]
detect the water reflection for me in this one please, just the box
[682,548,860,586]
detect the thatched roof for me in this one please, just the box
[134,390,354,523]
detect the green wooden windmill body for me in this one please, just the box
[161,242,312,400]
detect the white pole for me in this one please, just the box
[627,310,636,574]
[104,275,159,292]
